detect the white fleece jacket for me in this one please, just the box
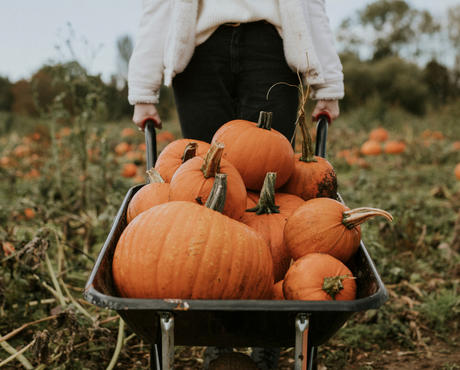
[128,0,344,105]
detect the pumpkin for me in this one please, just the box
[169,142,247,220]
[360,140,382,156]
[384,140,406,154]
[121,163,138,178]
[211,111,295,190]
[24,208,35,220]
[115,142,132,156]
[121,127,136,138]
[455,163,460,180]
[156,131,176,143]
[126,169,170,223]
[112,174,274,299]
[283,253,357,301]
[281,112,337,200]
[241,173,303,282]
[209,353,259,370]
[246,191,259,209]
[155,139,211,182]
[284,197,393,262]
[272,280,284,300]
[369,127,389,142]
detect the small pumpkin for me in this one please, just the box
[281,111,337,200]
[455,163,460,180]
[121,163,138,178]
[155,139,211,182]
[369,127,389,142]
[241,173,303,282]
[283,253,357,301]
[169,142,247,220]
[126,169,170,223]
[112,174,274,300]
[211,111,295,190]
[284,197,392,262]
[384,140,406,154]
[115,142,132,156]
[360,140,382,156]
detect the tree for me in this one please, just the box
[337,0,440,61]
[0,76,13,111]
[116,35,133,85]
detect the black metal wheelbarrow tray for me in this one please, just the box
[84,118,388,369]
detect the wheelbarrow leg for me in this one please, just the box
[158,312,174,369]
[295,313,311,370]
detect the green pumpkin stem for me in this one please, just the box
[257,111,273,130]
[205,173,227,213]
[322,275,354,300]
[246,172,280,215]
[146,168,165,184]
[298,110,317,163]
[342,207,393,229]
[201,142,224,178]
[181,142,197,163]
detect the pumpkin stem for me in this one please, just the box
[201,142,224,178]
[246,172,280,215]
[342,207,393,229]
[322,275,355,300]
[298,110,317,163]
[146,168,165,184]
[205,173,227,213]
[181,142,197,163]
[257,111,273,130]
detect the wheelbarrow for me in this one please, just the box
[84,117,388,369]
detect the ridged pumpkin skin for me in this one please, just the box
[284,198,361,263]
[212,119,295,190]
[169,156,247,220]
[283,253,357,301]
[154,139,211,182]
[113,201,274,299]
[281,154,337,200]
[126,183,170,223]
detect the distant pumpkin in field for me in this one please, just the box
[121,127,136,138]
[122,163,138,178]
[369,127,389,142]
[360,140,382,156]
[384,140,406,154]
[455,163,460,180]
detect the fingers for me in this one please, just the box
[312,100,340,123]
[132,104,162,131]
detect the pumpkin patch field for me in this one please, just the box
[0,101,459,369]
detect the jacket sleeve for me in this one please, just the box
[304,0,344,100]
[128,0,171,105]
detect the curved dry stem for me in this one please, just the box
[181,142,197,163]
[343,207,393,229]
[201,142,224,178]
[146,168,165,183]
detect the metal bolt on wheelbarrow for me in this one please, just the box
[84,116,388,370]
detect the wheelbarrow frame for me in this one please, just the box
[84,117,388,369]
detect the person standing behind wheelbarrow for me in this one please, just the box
[128,0,344,368]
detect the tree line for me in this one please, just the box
[0,0,458,121]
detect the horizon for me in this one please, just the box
[0,0,458,82]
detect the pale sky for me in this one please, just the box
[0,0,458,82]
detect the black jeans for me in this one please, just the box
[172,21,299,143]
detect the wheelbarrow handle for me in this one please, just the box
[144,119,157,171]
[314,114,330,158]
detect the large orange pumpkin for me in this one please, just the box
[211,111,294,190]
[126,169,170,223]
[169,142,247,220]
[284,198,392,262]
[155,139,211,182]
[112,174,274,300]
[281,114,337,200]
[283,253,357,301]
[241,173,304,282]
